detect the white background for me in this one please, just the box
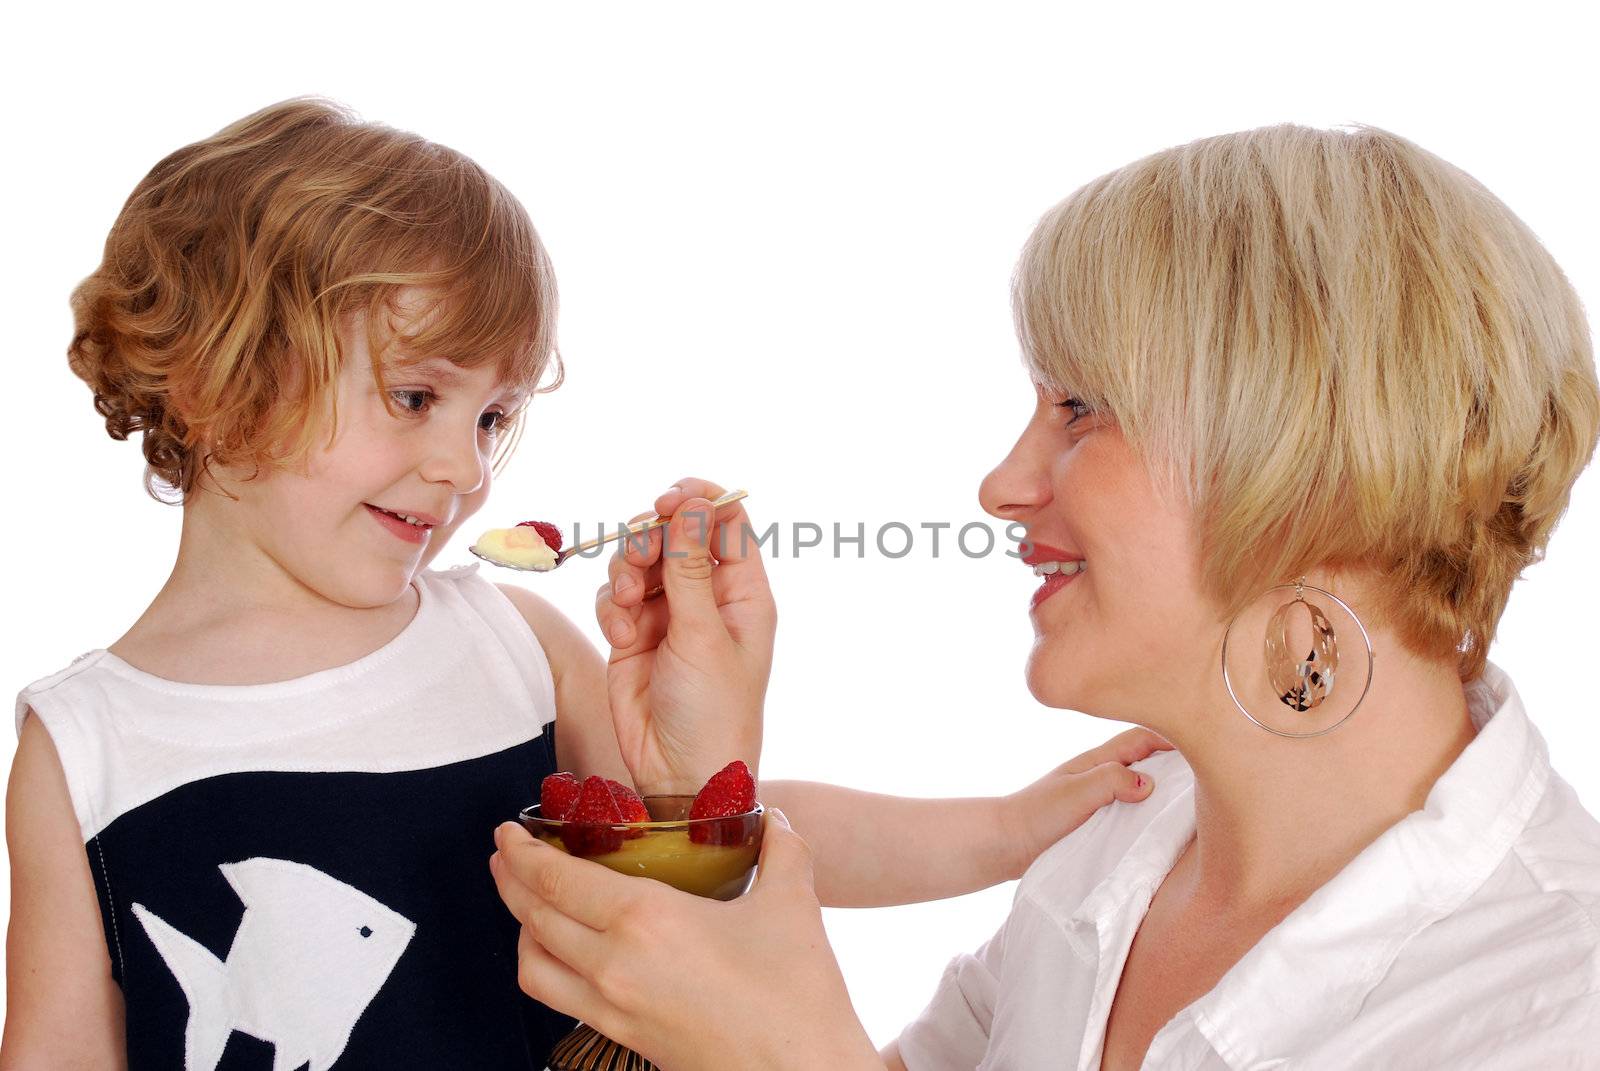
[4,0,1597,1048]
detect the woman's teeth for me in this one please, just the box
[1032,560,1086,577]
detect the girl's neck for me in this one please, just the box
[1161,644,1478,917]
[111,502,419,686]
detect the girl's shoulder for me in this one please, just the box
[14,649,123,747]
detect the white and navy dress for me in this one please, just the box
[15,564,574,1070]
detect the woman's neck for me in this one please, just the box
[1163,644,1478,915]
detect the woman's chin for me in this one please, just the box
[1025,644,1094,710]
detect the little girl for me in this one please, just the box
[4,98,1166,1069]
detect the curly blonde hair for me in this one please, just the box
[1014,124,1599,682]
[68,96,561,499]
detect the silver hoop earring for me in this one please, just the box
[1220,577,1375,739]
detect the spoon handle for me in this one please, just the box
[556,489,749,564]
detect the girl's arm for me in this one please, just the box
[1,713,126,1068]
[496,584,634,787]
[762,727,1169,907]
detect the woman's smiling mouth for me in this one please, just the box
[1023,542,1088,611]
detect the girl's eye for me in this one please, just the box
[388,386,511,437]
[391,388,433,414]
[1054,397,1094,427]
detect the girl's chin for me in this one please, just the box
[311,568,418,611]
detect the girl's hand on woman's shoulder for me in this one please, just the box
[1002,727,1174,875]
[596,477,775,794]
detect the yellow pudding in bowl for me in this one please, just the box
[518,795,763,901]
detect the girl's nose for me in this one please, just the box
[980,425,1052,522]
[419,428,487,496]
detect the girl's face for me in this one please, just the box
[979,383,1218,721]
[205,296,524,610]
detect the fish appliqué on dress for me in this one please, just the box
[131,858,417,1071]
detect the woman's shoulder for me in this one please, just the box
[1505,767,1600,927]
[1017,748,1195,911]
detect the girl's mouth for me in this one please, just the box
[365,503,434,545]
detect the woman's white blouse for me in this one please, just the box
[897,661,1600,1069]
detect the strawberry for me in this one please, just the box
[689,761,757,845]
[540,772,582,820]
[516,520,563,553]
[562,775,625,857]
[606,778,650,837]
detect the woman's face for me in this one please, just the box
[980,383,1218,720]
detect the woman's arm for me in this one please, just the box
[762,727,1168,907]
[1,713,126,1068]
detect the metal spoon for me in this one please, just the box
[469,489,750,572]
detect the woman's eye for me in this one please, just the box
[1054,397,1094,427]
[478,410,507,435]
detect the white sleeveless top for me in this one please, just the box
[14,564,577,1069]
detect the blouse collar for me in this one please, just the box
[1068,660,1551,1067]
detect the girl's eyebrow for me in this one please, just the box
[402,357,464,386]
[393,355,523,403]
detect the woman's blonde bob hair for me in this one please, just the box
[68,96,560,499]
[1014,124,1598,682]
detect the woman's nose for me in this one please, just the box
[980,427,1052,522]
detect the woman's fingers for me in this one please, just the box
[596,580,670,655]
[1061,727,1173,775]
[493,822,639,931]
[653,478,723,519]
[608,512,662,609]
[751,809,816,895]
[660,497,725,630]
[514,923,611,1027]
[657,478,762,566]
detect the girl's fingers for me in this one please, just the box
[1061,727,1173,774]
[1093,760,1156,803]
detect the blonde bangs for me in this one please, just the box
[1011,124,1599,680]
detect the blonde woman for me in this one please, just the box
[491,125,1600,1069]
